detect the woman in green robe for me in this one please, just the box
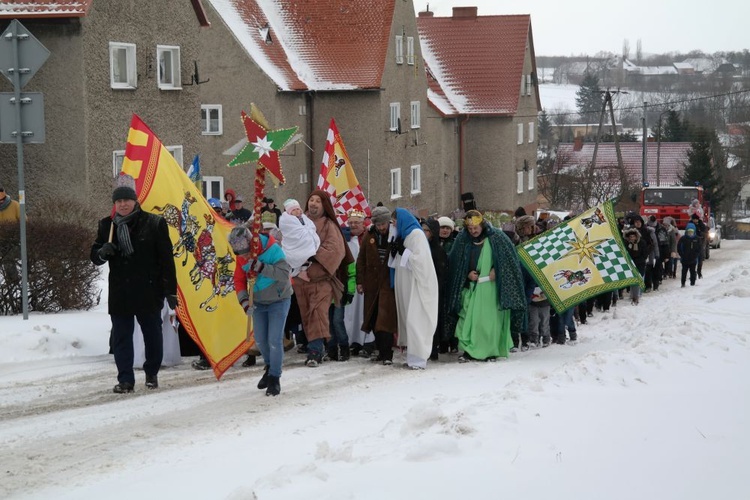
[446,211,527,361]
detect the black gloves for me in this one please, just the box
[166,294,178,310]
[98,242,117,261]
[342,292,353,306]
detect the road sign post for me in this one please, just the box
[0,20,49,319]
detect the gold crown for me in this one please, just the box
[347,208,366,219]
[464,213,484,226]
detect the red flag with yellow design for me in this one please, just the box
[120,114,252,379]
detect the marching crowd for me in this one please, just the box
[88,182,710,396]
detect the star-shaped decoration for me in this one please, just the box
[228,108,298,186]
[564,232,608,264]
[251,135,274,158]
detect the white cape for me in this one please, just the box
[344,237,374,346]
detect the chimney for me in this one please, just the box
[452,6,478,19]
[418,10,434,17]
[573,135,584,151]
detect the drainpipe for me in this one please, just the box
[458,114,470,203]
[306,91,315,196]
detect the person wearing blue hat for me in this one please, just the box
[677,222,701,287]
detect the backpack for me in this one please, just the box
[656,226,668,245]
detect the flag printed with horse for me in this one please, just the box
[517,200,643,313]
[121,114,251,379]
[317,118,370,226]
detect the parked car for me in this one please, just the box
[709,217,721,249]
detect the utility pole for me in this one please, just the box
[589,89,627,207]
[642,101,648,186]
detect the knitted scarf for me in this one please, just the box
[112,204,141,257]
[0,195,11,212]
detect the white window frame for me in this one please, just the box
[389,102,401,131]
[410,101,421,129]
[390,168,402,199]
[157,45,181,90]
[528,167,535,191]
[201,105,223,135]
[202,176,224,200]
[528,122,535,143]
[112,150,126,178]
[410,165,421,195]
[406,36,415,65]
[299,173,309,184]
[395,35,404,64]
[109,42,137,89]
[521,75,526,96]
[166,145,183,168]
[526,74,532,96]
[517,123,524,145]
[517,171,524,194]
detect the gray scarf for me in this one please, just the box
[0,195,11,211]
[112,205,141,257]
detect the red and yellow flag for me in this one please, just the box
[316,118,371,226]
[121,114,252,379]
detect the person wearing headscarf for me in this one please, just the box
[293,190,352,366]
[446,210,527,361]
[389,208,438,369]
[90,182,177,394]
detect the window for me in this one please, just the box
[109,42,137,89]
[112,150,126,178]
[390,102,400,131]
[410,101,421,129]
[520,75,525,96]
[395,35,404,64]
[157,45,181,89]
[410,165,421,195]
[528,122,535,143]
[166,145,183,168]
[300,173,308,184]
[517,123,523,145]
[517,171,524,194]
[202,176,224,200]
[525,74,532,96]
[390,168,402,199]
[407,37,415,65]
[201,105,222,135]
[528,168,535,191]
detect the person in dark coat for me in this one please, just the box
[356,206,398,364]
[678,222,701,287]
[624,227,647,305]
[261,197,283,227]
[91,183,177,393]
[422,218,449,361]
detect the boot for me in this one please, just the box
[339,345,350,361]
[257,365,270,390]
[327,345,339,361]
[266,375,280,396]
[283,335,295,352]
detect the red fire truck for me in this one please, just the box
[639,185,710,230]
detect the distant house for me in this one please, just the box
[417,6,541,213]
[555,141,692,187]
[0,0,210,214]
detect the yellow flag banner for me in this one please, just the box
[121,114,251,379]
[518,200,644,313]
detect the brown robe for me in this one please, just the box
[356,226,398,334]
[292,215,345,342]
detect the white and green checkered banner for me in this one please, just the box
[518,201,643,313]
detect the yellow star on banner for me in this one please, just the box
[564,232,608,264]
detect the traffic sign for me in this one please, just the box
[0,20,50,89]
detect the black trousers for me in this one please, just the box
[111,312,162,384]
[374,331,393,361]
[681,262,697,286]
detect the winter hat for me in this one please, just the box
[112,186,137,203]
[663,216,674,227]
[685,222,696,235]
[208,197,222,210]
[228,226,251,254]
[371,206,391,224]
[690,213,699,221]
[437,216,455,230]
[515,215,536,232]
[283,198,301,214]
[235,194,244,202]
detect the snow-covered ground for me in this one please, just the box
[1,242,749,500]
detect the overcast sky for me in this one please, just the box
[419,0,749,57]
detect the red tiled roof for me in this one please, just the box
[209,0,395,91]
[417,13,536,116]
[555,142,692,186]
[0,0,93,18]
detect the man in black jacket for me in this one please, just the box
[91,184,177,393]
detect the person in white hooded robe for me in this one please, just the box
[343,209,376,354]
[389,208,438,369]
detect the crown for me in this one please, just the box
[347,208,366,219]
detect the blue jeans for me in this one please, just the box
[328,304,348,349]
[111,312,162,384]
[252,298,291,378]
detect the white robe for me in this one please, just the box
[133,300,181,368]
[392,230,439,369]
[344,237,375,346]
[279,212,320,275]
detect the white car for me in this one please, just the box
[708,217,721,249]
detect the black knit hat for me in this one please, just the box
[112,186,138,203]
